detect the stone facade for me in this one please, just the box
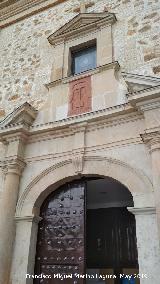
[0,0,160,118]
[0,1,160,284]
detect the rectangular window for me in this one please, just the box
[71,44,96,75]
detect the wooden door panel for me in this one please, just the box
[34,182,85,284]
[39,264,79,284]
[86,208,138,269]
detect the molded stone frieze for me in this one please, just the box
[70,122,87,152]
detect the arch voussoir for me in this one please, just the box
[16,155,153,217]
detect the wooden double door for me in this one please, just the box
[34,180,138,284]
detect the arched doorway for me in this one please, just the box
[34,177,139,284]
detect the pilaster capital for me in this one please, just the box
[15,215,42,224]
[128,207,156,215]
[4,131,29,144]
[4,158,26,176]
[141,130,160,153]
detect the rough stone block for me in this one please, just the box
[8,95,19,101]
[138,25,151,32]
[153,65,160,74]
[0,109,5,117]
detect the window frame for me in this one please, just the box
[69,39,97,76]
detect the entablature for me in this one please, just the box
[28,103,141,142]
[0,101,140,143]
[127,85,160,108]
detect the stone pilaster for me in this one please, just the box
[11,216,42,284]
[141,131,160,240]
[128,207,160,284]
[0,158,26,284]
[0,102,37,284]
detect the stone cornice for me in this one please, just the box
[0,0,67,28]
[122,72,160,86]
[0,123,30,140]
[0,102,37,142]
[0,102,37,128]
[127,85,160,114]
[127,84,160,103]
[28,107,143,145]
[48,12,117,45]
[45,61,120,89]
[30,103,134,135]
[0,102,143,145]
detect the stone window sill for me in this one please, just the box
[45,61,120,90]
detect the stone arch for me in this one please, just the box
[16,155,154,217]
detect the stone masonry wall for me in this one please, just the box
[0,0,160,119]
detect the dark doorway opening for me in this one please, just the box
[34,177,139,284]
[86,178,139,284]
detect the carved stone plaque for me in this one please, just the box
[68,76,92,116]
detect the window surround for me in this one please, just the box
[68,39,97,76]
[47,12,117,82]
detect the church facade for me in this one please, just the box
[0,0,160,284]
